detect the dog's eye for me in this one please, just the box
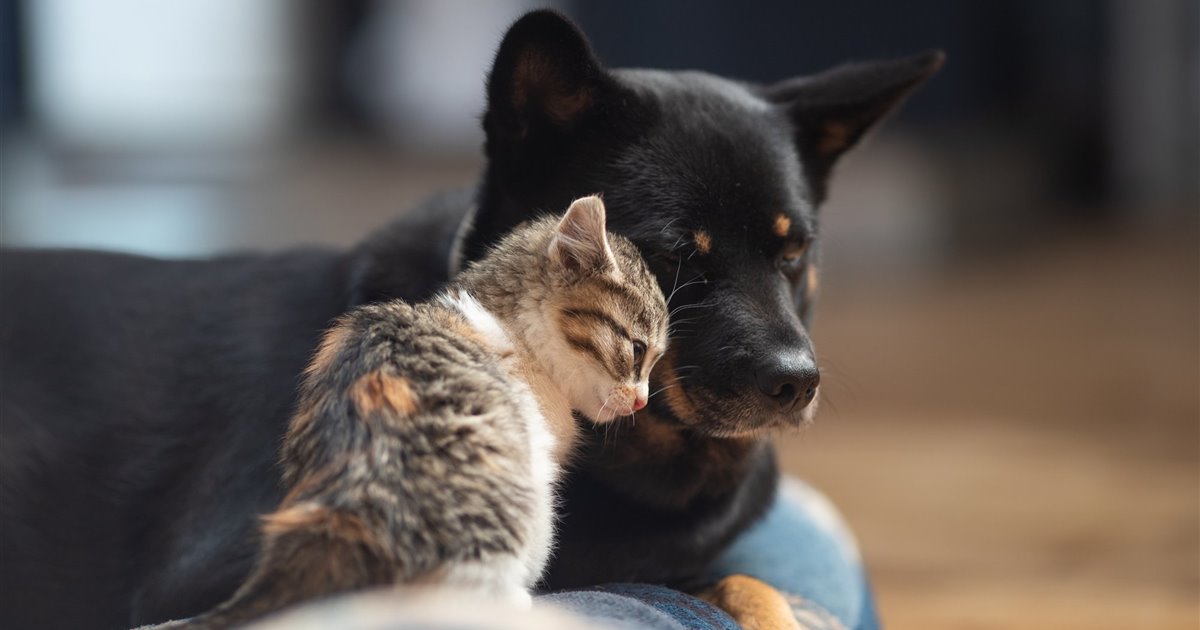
[777,243,807,275]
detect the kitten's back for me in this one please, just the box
[162,301,548,628]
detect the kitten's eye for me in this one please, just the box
[632,340,647,365]
[777,243,808,276]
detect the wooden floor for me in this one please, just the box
[775,230,1199,629]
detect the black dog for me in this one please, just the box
[0,11,939,629]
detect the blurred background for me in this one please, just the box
[0,1,1196,628]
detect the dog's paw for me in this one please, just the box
[698,574,808,630]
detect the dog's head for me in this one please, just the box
[459,11,941,438]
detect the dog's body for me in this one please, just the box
[0,12,939,629]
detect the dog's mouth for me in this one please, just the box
[648,348,817,438]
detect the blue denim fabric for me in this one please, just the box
[706,477,879,630]
[545,477,880,630]
[542,584,740,630]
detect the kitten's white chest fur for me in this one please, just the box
[439,291,581,461]
[438,291,576,598]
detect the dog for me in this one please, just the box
[0,10,939,629]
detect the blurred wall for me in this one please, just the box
[0,0,1195,259]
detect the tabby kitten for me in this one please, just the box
[152,196,668,628]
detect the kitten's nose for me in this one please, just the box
[755,353,819,411]
[632,397,647,411]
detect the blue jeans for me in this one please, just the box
[251,478,880,630]
[542,477,880,630]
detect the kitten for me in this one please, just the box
[150,196,669,628]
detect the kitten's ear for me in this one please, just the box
[765,51,944,201]
[549,196,617,276]
[483,10,607,157]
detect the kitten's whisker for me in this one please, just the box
[648,374,692,399]
[666,262,685,306]
[648,381,684,399]
[665,269,685,310]
[666,275,708,306]
[670,276,708,293]
[595,391,619,447]
[669,234,687,252]
[668,302,715,318]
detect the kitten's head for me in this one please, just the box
[541,196,669,423]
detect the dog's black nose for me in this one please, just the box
[755,354,820,411]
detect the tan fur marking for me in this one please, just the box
[636,415,685,454]
[693,230,712,255]
[546,89,593,122]
[512,48,593,122]
[286,405,318,441]
[352,371,417,417]
[261,502,373,546]
[805,265,820,301]
[307,322,352,378]
[773,214,792,238]
[698,574,802,630]
[818,121,852,156]
[659,348,699,421]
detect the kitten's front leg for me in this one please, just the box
[436,558,537,610]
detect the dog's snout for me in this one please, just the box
[755,353,819,411]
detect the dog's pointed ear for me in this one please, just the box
[766,51,944,200]
[484,10,606,157]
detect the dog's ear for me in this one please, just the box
[483,10,607,159]
[766,51,944,201]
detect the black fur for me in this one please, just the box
[0,10,939,628]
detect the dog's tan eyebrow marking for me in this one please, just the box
[773,214,791,238]
[693,230,712,255]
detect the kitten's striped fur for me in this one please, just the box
[149,197,668,628]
